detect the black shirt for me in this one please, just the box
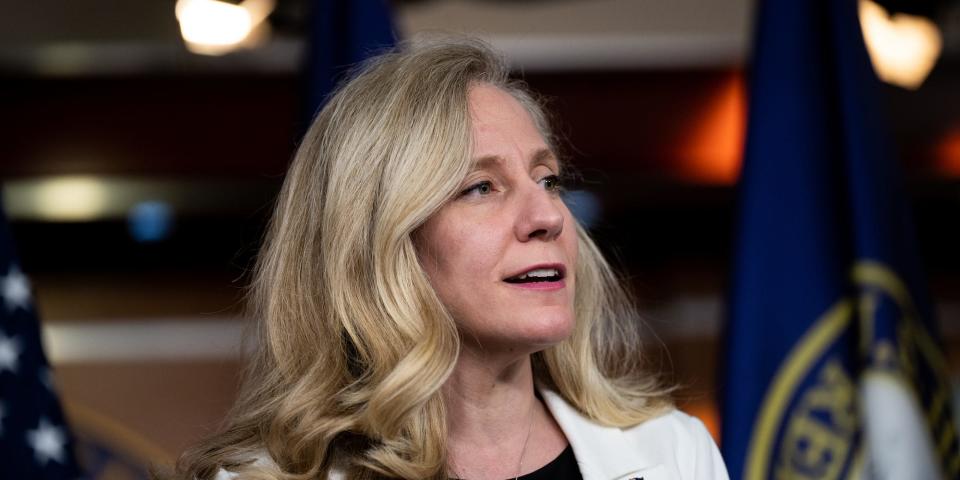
[450,444,583,480]
[517,445,582,480]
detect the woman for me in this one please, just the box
[174,37,728,480]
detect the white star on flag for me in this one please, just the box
[26,418,67,465]
[0,333,21,373]
[1,265,31,313]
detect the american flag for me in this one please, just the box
[0,198,83,479]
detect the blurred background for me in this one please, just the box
[3,0,960,477]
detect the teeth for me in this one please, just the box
[518,268,559,280]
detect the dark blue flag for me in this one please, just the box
[721,0,959,478]
[304,0,395,122]
[0,196,83,479]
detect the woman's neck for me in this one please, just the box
[443,351,567,480]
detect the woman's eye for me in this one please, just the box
[461,181,493,197]
[540,174,563,192]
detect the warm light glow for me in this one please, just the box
[859,0,942,90]
[176,0,252,55]
[175,0,274,56]
[934,127,960,177]
[29,176,110,222]
[674,73,747,185]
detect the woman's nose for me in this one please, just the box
[514,185,565,242]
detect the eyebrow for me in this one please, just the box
[470,148,559,171]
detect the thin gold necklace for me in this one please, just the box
[450,403,535,480]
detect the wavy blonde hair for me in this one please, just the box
[173,37,671,480]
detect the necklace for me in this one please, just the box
[513,409,534,479]
[450,402,535,480]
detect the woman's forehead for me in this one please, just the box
[468,148,559,172]
[467,83,528,119]
[467,85,554,162]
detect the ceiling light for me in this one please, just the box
[859,0,942,90]
[175,0,274,56]
[17,176,110,222]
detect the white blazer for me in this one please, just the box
[217,389,729,480]
[540,389,729,480]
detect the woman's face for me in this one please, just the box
[416,84,579,353]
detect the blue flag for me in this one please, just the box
[0,196,83,479]
[721,0,960,478]
[304,0,395,122]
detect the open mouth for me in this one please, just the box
[503,267,565,284]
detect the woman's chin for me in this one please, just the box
[509,312,576,351]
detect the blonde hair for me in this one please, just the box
[173,37,671,480]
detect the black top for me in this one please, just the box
[518,445,582,480]
[450,444,582,480]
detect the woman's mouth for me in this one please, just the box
[504,267,563,284]
[503,265,566,290]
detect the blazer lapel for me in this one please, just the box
[540,389,672,480]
